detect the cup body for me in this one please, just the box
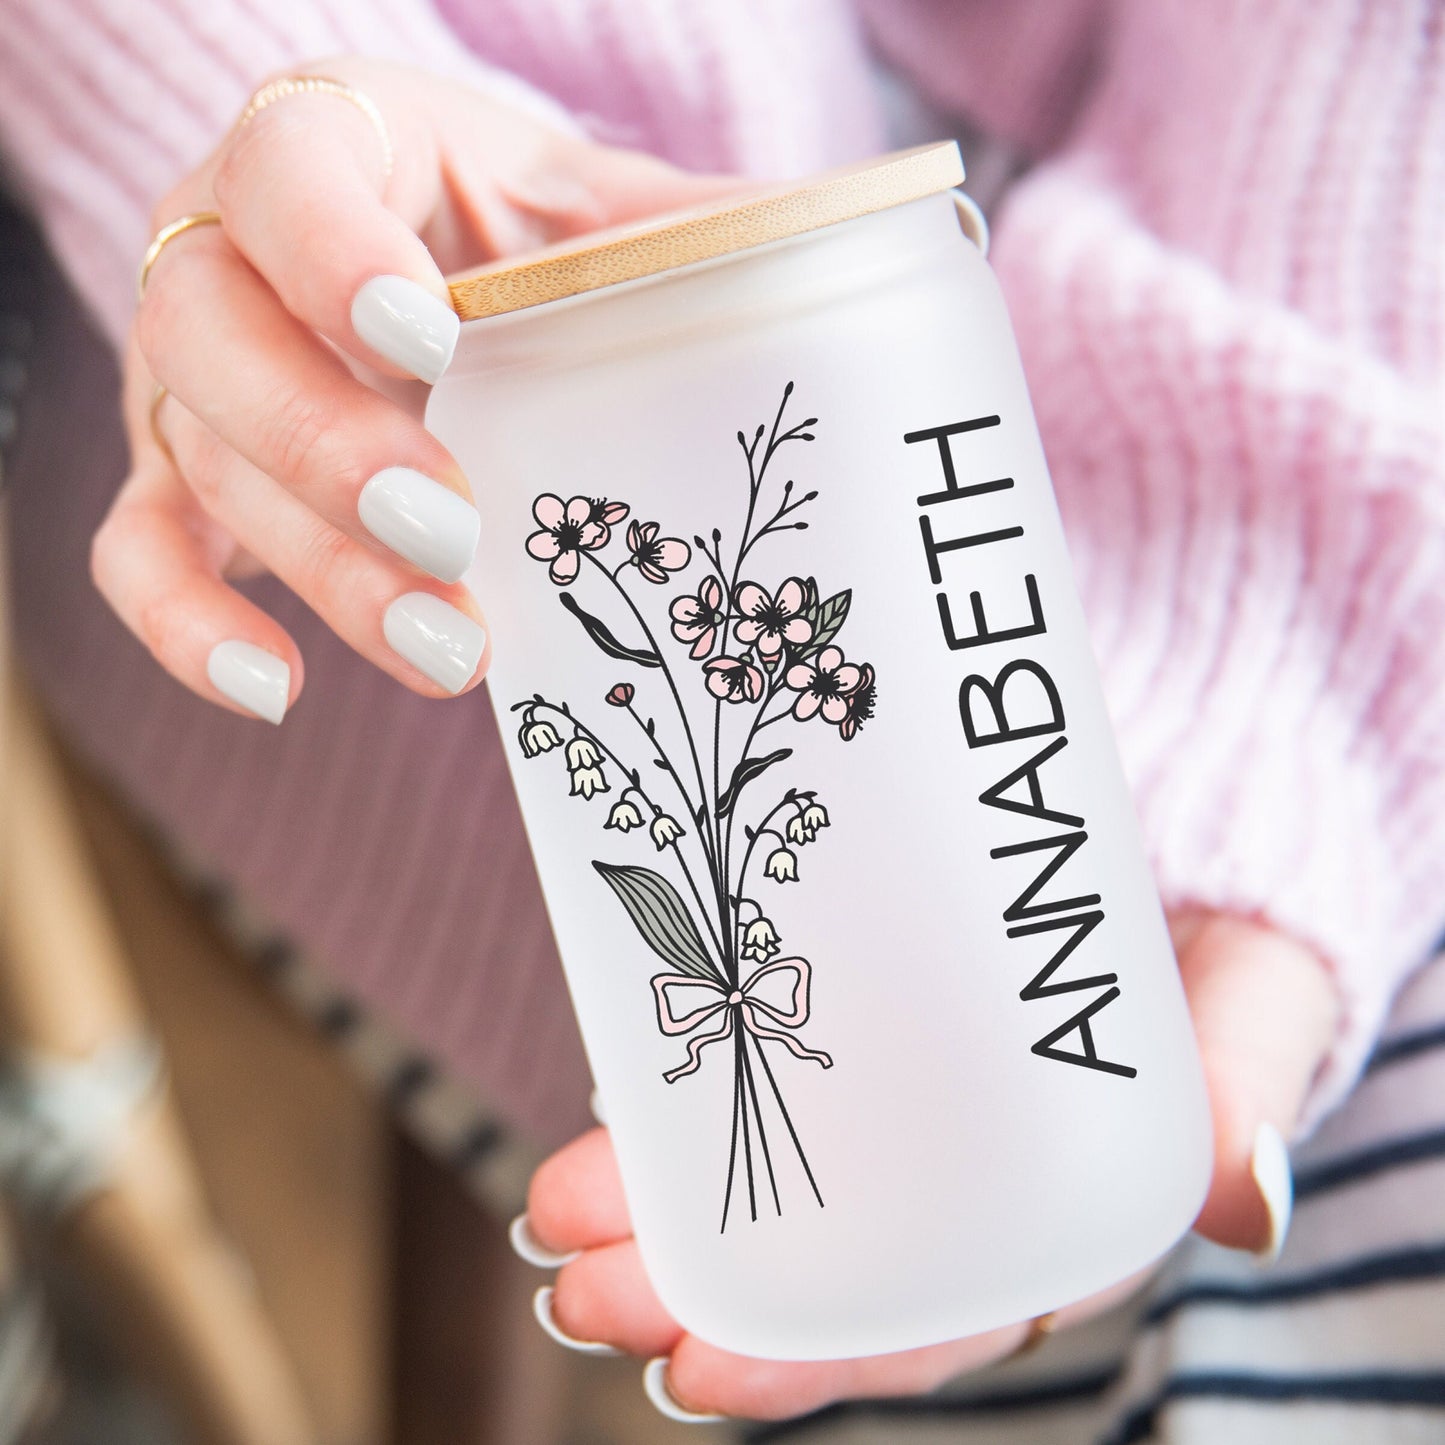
[428,191,1213,1361]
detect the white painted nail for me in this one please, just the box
[589,1089,607,1125]
[206,640,290,724]
[383,593,486,695]
[350,275,459,384]
[643,1357,727,1424]
[532,1287,623,1357]
[1252,1121,1293,1264]
[507,1213,578,1269]
[358,467,480,583]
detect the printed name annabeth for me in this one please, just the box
[905,415,1136,1080]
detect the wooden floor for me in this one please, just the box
[43,742,725,1445]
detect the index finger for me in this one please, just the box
[211,66,458,383]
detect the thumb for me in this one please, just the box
[1174,912,1340,1258]
[433,85,744,261]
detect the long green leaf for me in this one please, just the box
[559,592,661,668]
[592,862,717,979]
[716,747,792,818]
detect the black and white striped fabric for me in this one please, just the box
[748,952,1445,1444]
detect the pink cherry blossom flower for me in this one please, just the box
[703,655,765,704]
[626,520,692,584]
[733,578,813,660]
[525,494,613,585]
[669,576,726,659]
[784,645,863,724]
[588,498,630,544]
[838,663,876,741]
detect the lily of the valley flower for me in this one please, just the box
[669,576,726,659]
[569,765,608,800]
[787,799,831,844]
[626,520,692,584]
[764,846,798,883]
[650,814,685,850]
[733,578,813,660]
[518,717,562,757]
[785,645,863,724]
[565,735,604,771]
[740,916,781,963]
[525,495,618,586]
[800,801,829,835]
[703,655,765,704]
[605,799,644,832]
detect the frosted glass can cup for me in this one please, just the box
[429,143,1213,1361]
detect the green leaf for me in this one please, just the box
[803,589,851,657]
[592,862,717,980]
[559,592,661,668]
[716,747,792,818]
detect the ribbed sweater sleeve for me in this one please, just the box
[0,0,577,346]
[978,0,1445,1126]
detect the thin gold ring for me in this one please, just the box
[137,212,222,301]
[1009,1311,1059,1361]
[237,75,394,180]
[149,384,174,464]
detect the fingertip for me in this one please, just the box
[1251,1120,1293,1264]
[642,1355,729,1425]
[350,273,459,384]
[205,638,295,724]
[381,590,487,696]
[526,1127,628,1253]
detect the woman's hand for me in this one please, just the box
[96,58,733,722]
[520,912,1339,1422]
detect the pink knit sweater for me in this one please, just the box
[2,0,1441,1133]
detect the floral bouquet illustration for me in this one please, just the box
[511,384,876,1230]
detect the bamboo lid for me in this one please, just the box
[446,142,963,322]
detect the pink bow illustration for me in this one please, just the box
[650,958,834,1084]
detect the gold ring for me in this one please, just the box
[137,212,222,301]
[237,76,394,180]
[1009,1311,1059,1361]
[149,384,174,464]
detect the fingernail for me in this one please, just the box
[206,640,290,723]
[589,1089,607,1125]
[532,1287,623,1357]
[1252,1121,1293,1264]
[351,275,459,384]
[383,593,486,694]
[359,467,480,582]
[508,1213,578,1269]
[643,1357,727,1424]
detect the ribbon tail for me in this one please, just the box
[742,1010,833,1070]
[662,1007,736,1083]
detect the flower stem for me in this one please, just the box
[584,553,718,857]
[740,1027,780,1216]
[753,1033,824,1209]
